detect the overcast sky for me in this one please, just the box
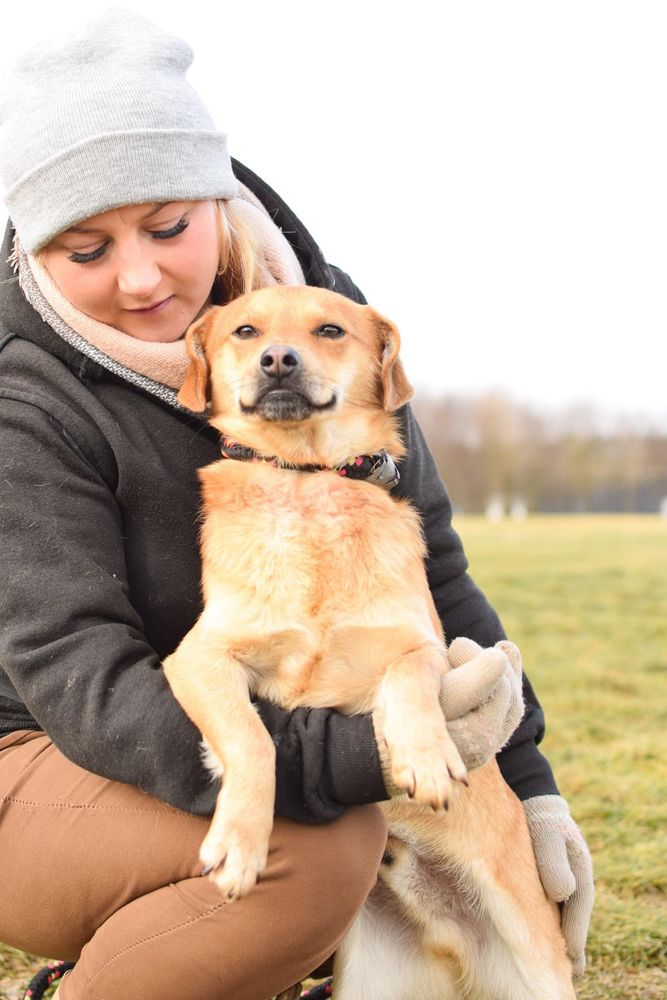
[2,1,665,427]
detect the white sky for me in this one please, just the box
[2,1,665,427]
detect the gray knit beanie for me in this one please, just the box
[0,7,238,253]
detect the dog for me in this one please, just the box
[162,285,576,1000]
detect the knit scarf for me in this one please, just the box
[12,184,305,409]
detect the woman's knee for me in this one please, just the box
[271,805,388,941]
[319,803,388,899]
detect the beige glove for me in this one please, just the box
[442,637,524,769]
[523,794,594,977]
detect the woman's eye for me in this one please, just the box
[66,217,190,264]
[68,244,108,264]
[151,217,190,240]
[315,324,345,339]
[233,325,259,339]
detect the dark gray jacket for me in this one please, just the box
[0,160,557,822]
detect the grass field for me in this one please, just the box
[1,515,665,999]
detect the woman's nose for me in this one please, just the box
[116,244,161,298]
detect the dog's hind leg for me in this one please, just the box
[333,896,463,1000]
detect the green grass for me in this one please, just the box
[2,515,665,998]
[457,514,667,998]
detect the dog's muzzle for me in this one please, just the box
[240,344,337,422]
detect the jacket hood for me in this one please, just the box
[0,159,337,399]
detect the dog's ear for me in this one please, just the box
[177,309,219,413]
[374,313,414,412]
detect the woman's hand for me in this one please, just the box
[441,637,524,769]
[523,795,594,976]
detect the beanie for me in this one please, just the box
[0,7,238,253]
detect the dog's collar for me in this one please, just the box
[219,436,400,490]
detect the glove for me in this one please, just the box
[523,794,594,976]
[442,637,524,770]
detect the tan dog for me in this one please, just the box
[163,286,575,1000]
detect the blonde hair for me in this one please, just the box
[213,199,277,302]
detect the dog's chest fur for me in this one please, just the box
[196,458,441,713]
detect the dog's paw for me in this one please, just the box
[199,822,270,901]
[389,736,468,810]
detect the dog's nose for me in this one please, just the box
[260,345,301,379]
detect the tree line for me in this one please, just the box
[412,393,667,514]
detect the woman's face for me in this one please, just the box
[40,200,220,343]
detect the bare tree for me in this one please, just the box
[412,392,667,513]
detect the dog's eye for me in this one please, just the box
[315,324,345,339]
[233,325,259,339]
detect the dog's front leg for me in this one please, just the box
[163,625,275,901]
[375,644,468,810]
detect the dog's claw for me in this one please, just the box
[448,763,469,787]
[201,851,227,879]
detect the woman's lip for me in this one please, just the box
[126,296,173,315]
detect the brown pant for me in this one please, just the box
[0,731,386,1000]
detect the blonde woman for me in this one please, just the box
[0,9,592,999]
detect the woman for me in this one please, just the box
[0,9,592,999]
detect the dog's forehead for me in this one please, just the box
[220,286,364,331]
